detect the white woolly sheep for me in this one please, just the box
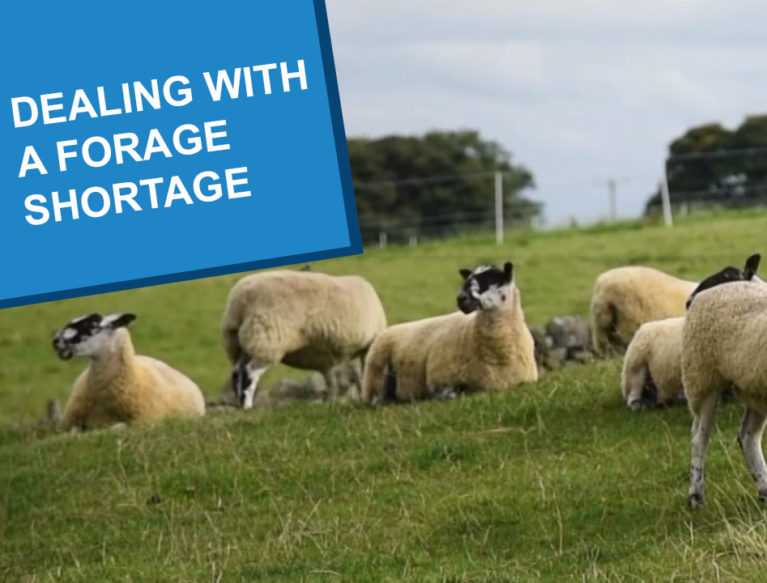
[680,260,767,508]
[221,269,387,408]
[362,262,538,402]
[620,254,762,412]
[53,313,205,431]
[590,265,697,355]
[620,316,686,410]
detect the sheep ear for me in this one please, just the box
[503,262,513,283]
[744,254,761,279]
[459,269,472,280]
[102,313,136,329]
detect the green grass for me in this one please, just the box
[3,209,767,581]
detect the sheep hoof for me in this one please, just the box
[628,397,655,411]
[688,493,705,510]
[758,490,767,503]
[435,386,459,400]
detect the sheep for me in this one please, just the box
[361,261,538,402]
[52,313,205,431]
[620,254,761,412]
[681,281,767,507]
[680,255,767,508]
[620,316,686,410]
[221,269,387,408]
[590,265,698,355]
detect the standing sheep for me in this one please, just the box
[621,254,761,411]
[590,265,697,355]
[53,313,205,431]
[362,262,538,402]
[221,269,387,408]
[682,280,767,508]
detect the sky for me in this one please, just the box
[325,0,767,226]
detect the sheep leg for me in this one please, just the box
[237,361,268,409]
[737,406,767,501]
[349,357,364,400]
[323,370,340,401]
[688,391,720,509]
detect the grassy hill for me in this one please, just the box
[2,210,767,581]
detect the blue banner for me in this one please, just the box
[0,0,360,308]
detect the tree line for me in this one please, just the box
[646,115,767,214]
[348,130,541,243]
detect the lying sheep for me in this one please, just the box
[53,313,205,431]
[590,265,697,355]
[620,316,686,410]
[362,262,537,402]
[221,269,387,408]
[621,254,761,412]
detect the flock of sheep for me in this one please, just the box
[50,251,767,508]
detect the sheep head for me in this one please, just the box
[456,262,514,314]
[53,313,136,359]
[686,253,762,309]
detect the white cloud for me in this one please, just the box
[326,0,767,224]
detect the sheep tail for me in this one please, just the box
[621,341,655,409]
[221,323,242,365]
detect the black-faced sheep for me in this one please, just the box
[681,280,767,508]
[221,269,387,408]
[620,254,761,412]
[685,253,761,308]
[53,313,205,430]
[361,262,537,402]
[679,253,767,507]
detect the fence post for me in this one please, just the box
[660,162,673,227]
[495,171,504,244]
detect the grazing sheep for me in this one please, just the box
[221,269,387,408]
[590,265,697,355]
[53,313,205,431]
[620,254,761,412]
[620,316,686,410]
[362,262,537,402]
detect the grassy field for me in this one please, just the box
[3,210,767,581]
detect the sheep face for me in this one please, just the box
[457,262,514,314]
[53,313,136,359]
[686,253,762,309]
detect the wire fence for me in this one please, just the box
[354,170,540,247]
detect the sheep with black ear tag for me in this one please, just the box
[362,261,538,403]
[53,313,205,431]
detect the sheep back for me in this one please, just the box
[591,266,696,351]
[221,270,387,371]
[621,316,685,406]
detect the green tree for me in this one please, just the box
[645,116,767,214]
[348,130,539,243]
